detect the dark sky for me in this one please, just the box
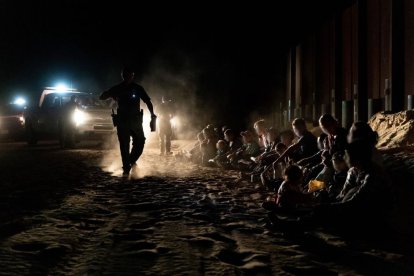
[0,0,349,127]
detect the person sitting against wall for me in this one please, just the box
[262,165,314,214]
[224,129,243,157]
[254,119,269,150]
[310,139,392,229]
[249,127,280,180]
[272,118,319,169]
[208,139,230,168]
[228,130,261,170]
[200,126,218,165]
[279,129,296,147]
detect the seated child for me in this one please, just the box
[327,152,348,200]
[263,165,313,211]
[209,140,230,168]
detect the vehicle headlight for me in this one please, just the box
[19,116,25,125]
[72,109,88,126]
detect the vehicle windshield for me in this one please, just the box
[43,93,114,108]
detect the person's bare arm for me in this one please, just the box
[272,142,300,167]
[297,151,322,166]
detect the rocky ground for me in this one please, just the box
[1,138,414,275]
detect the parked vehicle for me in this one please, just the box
[24,87,115,147]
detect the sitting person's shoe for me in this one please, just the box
[166,151,173,155]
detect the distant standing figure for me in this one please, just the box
[100,67,156,175]
[157,96,174,155]
[60,95,79,148]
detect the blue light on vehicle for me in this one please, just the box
[55,83,69,92]
[13,97,27,106]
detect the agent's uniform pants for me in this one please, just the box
[158,120,172,154]
[116,118,146,170]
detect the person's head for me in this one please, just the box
[224,129,236,142]
[345,139,373,168]
[332,151,348,172]
[197,132,204,142]
[222,125,229,133]
[121,67,135,83]
[317,133,328,151]
[240,130,254,144]
[319,114,339,136]
[203,127,215,140]
[275,142,287,155]
[348,121,378,146]
[280,129,295,146]
[292,118,307,137]
[283,165,303,183]
[216,140,227,150]
[253,119,267,136]
[266,127,278,143]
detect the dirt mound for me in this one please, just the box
[369,110,414,148]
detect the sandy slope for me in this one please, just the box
[0,140,413,275]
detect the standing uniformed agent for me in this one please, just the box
[157,96,174,155]
[100,67,156,175]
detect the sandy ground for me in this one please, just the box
[1,138,414,275]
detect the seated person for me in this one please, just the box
[252,127,279,165]
[272,118,318,167]
[313,139,392,225]
[260,142,288,189]
[228,130,260,170]
[319,114,348,156]
[200,127,218,165]
[254,119,269,150]
[263,165,313,212]
[348,121,383,167]
[297,133,327,169]
[327,152,348,200]
[310,151,349,203]
[209,140,230,168]
[279,129,295,147]
[224,129,243,155]
[179,132,204,163]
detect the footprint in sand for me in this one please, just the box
[200,232,237,245]
[123,241,157,251]
[215,248,271,273]
[178,235,217,255]
[110,230,147,242]
[11,242,48,252]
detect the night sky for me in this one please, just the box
[0,0,349,128]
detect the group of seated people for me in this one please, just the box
[178,114,392,228]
